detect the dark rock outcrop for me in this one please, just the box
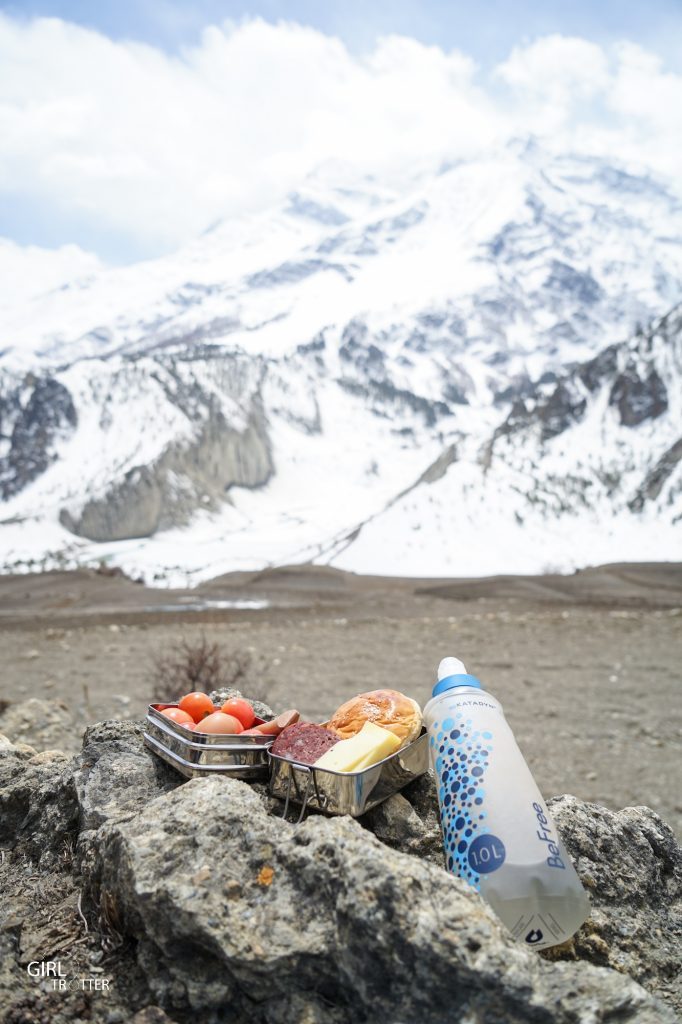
[544,260,604,306]
[489,305,679,481]
[609,366,668,427]
[0,375,77,500]
[492,379,588,446]
[0,736,78,868]
[629,437,682,512]
[338,376,450,427]
[536,381,587,440]
[578,343,620,392]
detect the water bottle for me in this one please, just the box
[424,656,590,950]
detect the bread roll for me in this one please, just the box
[328,689,422,747]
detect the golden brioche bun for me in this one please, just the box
[328,689,422,746]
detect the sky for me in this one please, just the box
[4,0,682,68]
[1,0,682,264]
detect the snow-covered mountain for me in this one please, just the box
[1,140,681,584]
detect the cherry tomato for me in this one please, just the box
[161,707,195,727]
[220,698,255,729]
[178,691,215,723]
[195,712,244,735]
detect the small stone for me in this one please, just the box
[11,741,38,757]
[224,880,241,899]
[130,1009,176,1024]
[208,687,274,722]
[27,750,69,765]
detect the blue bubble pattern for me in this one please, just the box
[430,715,494,892]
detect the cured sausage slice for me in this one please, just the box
[271,722,340,765]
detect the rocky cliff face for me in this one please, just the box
[0,702,680,1024]
[484,305,682,519]
[45,348,274,544]
[0,374,77,500]
[59,401,272,542]
[494,308,679,444]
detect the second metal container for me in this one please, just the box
[143,703,272,780]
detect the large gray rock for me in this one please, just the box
[84,776,674,1024]
[2,716,681,1022]
[75,719,180,833]
[74,719,180,889]
[359,771,443,865]
[0,739,78,867]
[549,795,682,1011]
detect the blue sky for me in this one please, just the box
[1,1,681,264]
[2,0,682,67]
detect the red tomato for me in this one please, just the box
[195,712,244,735]
[220,698,255,729]
[178,691,215,723]
[161,707,195,727]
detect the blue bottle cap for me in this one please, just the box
[432,673,482,697]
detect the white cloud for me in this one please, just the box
[0,15,681,262]
[0,238,101,303]
[496,35,611,100]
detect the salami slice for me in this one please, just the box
[271,722,340,765]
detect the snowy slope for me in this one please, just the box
[326,307,682,576]
[0,140,681,583]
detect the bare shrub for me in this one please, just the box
[151,634,256,703]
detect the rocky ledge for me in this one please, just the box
[0,707,680,1024]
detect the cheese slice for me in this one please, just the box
[313,721,401,772]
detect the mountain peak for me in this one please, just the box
[1,148,681,583]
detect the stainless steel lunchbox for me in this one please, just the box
[143,703,272,780]
[268,729,429,818]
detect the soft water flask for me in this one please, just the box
[424,656,590,950]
